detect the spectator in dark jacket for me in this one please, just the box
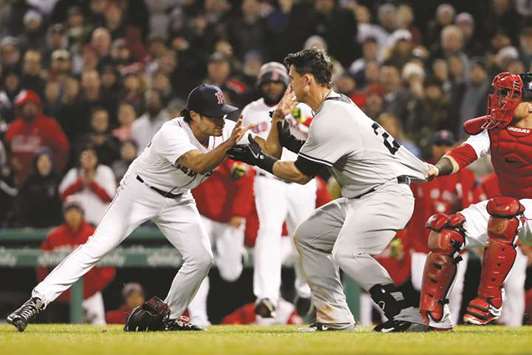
[13,149,62,227]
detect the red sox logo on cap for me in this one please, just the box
[215,91,225,105]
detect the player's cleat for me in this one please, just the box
[7,297,44,332]
[299,322,355,332]
[463,298,502,325]
[255,298,276,318]
[164,316,204,331]
[373,320,431,333]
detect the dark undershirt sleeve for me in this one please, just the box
[294,155,329,177]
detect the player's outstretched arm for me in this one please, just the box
[264,87,297,158]
[177,119,247,174]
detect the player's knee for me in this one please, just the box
[330,245,353,268]
[293,221,313,247]
[426,213,466,255]
[194,249,215,272]
[487,197,525,243]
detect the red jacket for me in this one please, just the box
[36,222,116,302]
[405,168,478,253]
[6,113,69,185]
[192,160,254,223]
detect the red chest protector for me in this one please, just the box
[488,126,532,199]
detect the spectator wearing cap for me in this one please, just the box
[457,59,489,137]
[5,90,70,185]
[48,49,72,83]
[78,107,121,166]
[13,149,62,227]
[59,146,116,225]
[131,89,171,153]
[383,29,415,70]
[36,200,116,324]
[21,50,46,98]
[105,283,145,324]
[0,37,21,72]
[18,9,45,52]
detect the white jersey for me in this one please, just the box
[299,92,428,198]
[124,117,235,194]
[241,98,312,176]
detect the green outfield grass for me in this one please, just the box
[1,324,531,355]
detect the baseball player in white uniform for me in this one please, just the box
[241,62,316,318]
[229,49,429,332]
[7,84,246,332]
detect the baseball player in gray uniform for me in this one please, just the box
[7,84,246,332]
[229,49,429,332]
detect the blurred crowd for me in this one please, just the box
[0,0,531,325]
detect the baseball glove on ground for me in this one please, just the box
[124,296,170,331]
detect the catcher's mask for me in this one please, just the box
[485,72,531,130]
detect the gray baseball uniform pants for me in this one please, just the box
[33,173,213,319]
[294,181,421,326]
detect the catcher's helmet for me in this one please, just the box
[485,72,531,129]
[257,62,289,88]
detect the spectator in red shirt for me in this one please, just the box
[106,283,145,324]
[5,90,70,186]
[36,200,116,324]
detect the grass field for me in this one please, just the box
[1,324,532,355]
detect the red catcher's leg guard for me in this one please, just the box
[420,213,466,323]
[464,197,525,325]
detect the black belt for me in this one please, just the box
[353,175,412,199]
[136,175,183,199]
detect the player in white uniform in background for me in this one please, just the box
[229,49,429,332]
[7,84,246,332]
[241,62,316,318]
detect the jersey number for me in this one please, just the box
[371,123,400,155]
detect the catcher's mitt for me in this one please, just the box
[124,296,170,332]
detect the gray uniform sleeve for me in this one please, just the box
[299,117,355,167]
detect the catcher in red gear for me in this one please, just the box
[420,72,532,330]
